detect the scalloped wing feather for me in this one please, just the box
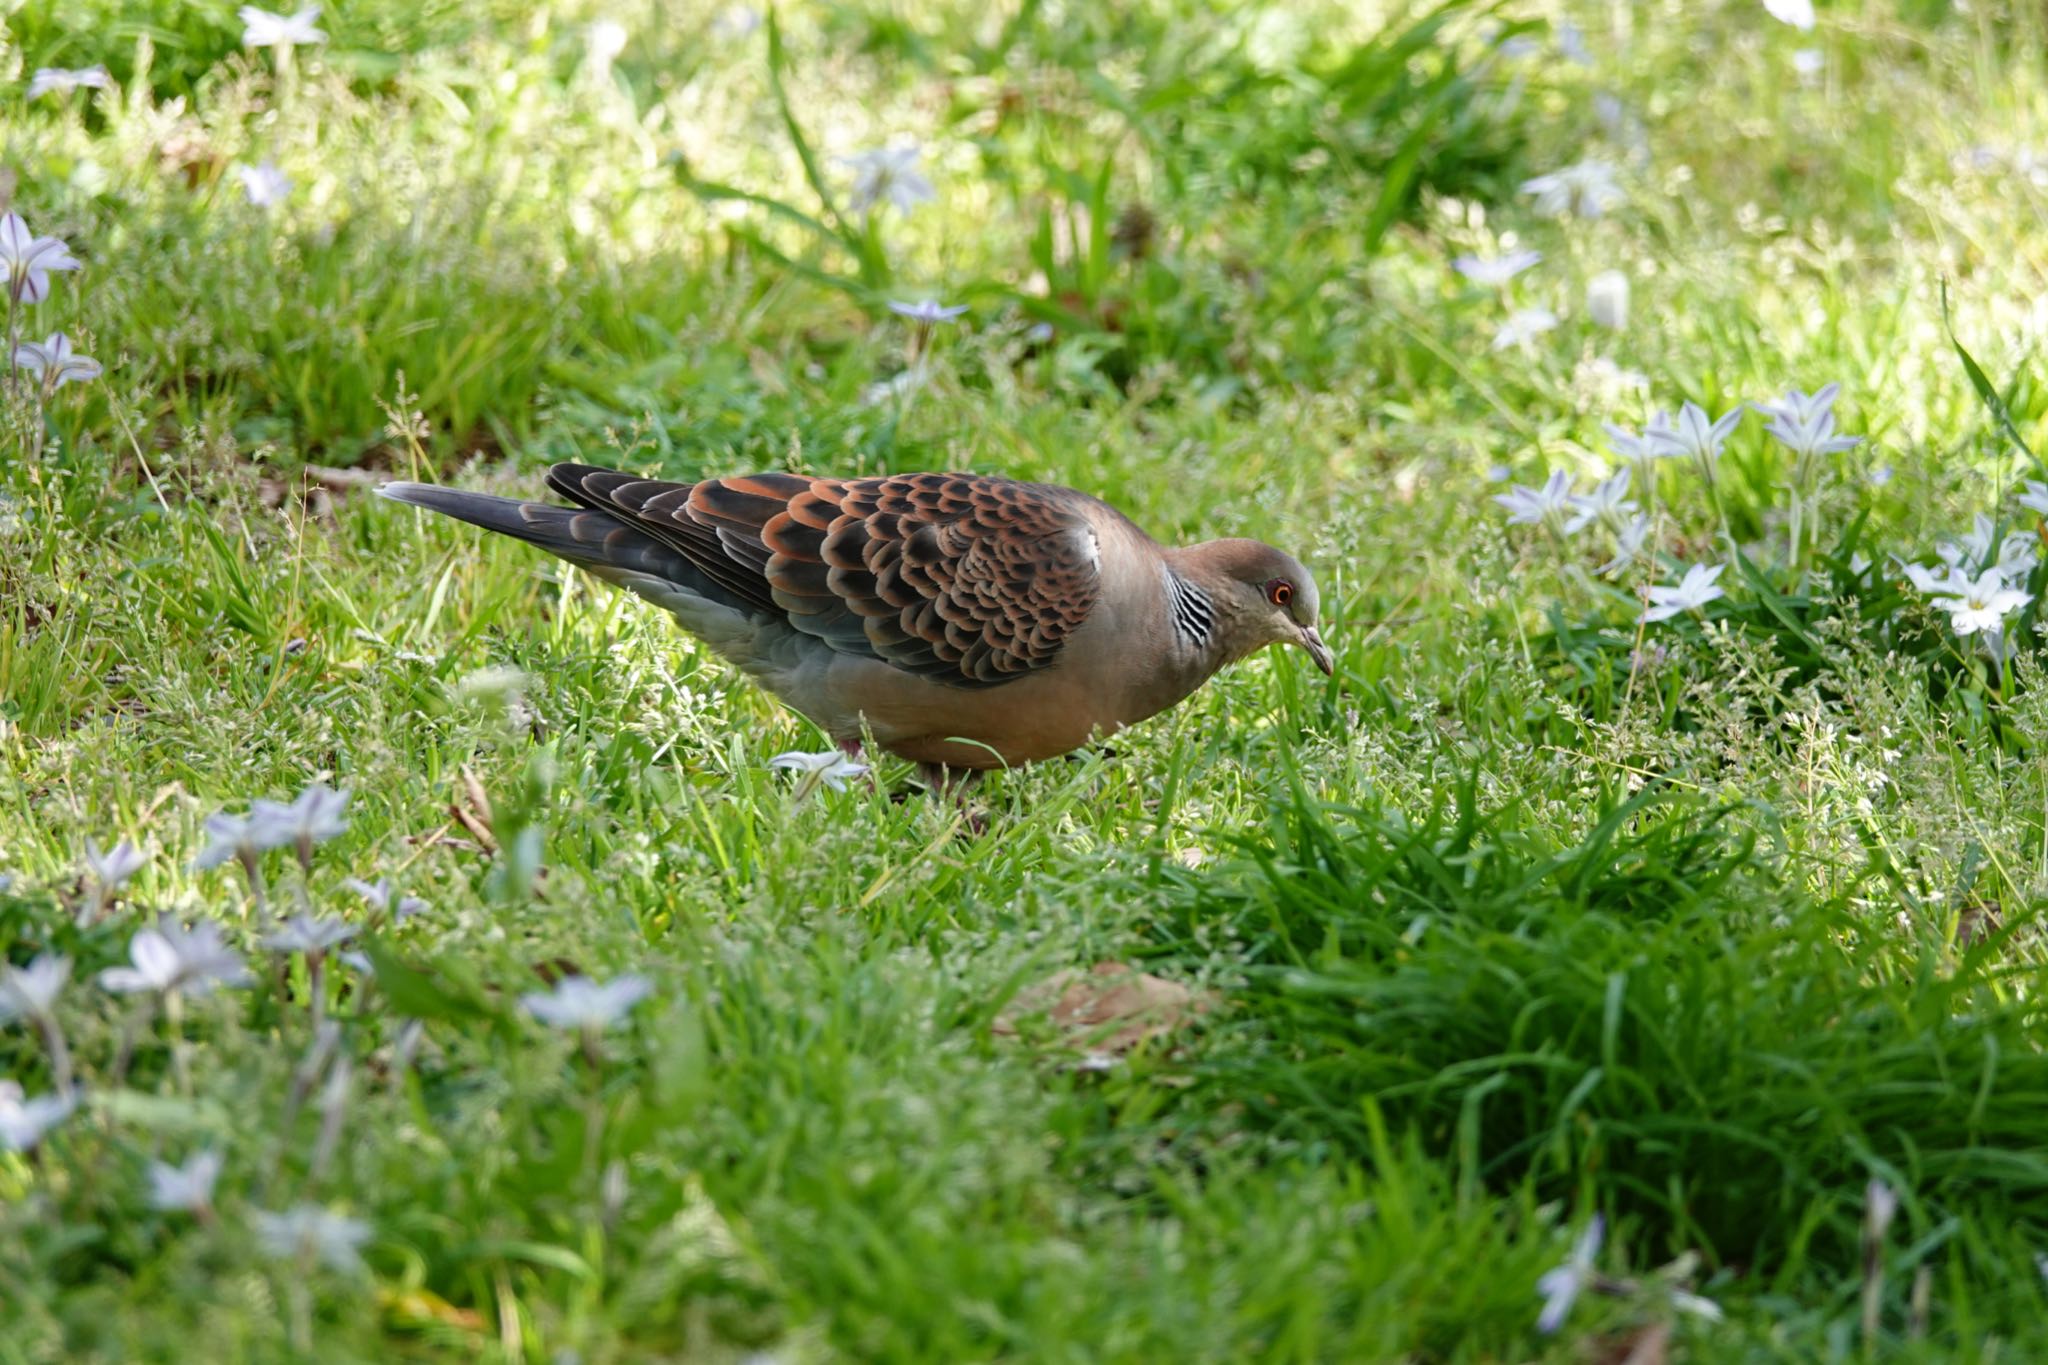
[546,464,1101,688]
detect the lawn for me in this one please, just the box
[5,0,2048,1359]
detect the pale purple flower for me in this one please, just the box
[240,5,326,49]
[2019,480,2048,516]
[1536,1214,1603,1333]
[1565,467,1636,534]
[13,332,102,388]
[84,838,146,891]
[1598,514,1654,576]
[99,918,251,994]
[1556,20,1592,65]
[344,876,427,922]
[236,160,292,209]
[1519,161,1624,219]
[0,213,81,305]
[1650,401,1744,471]
[1604,414,1682,466]
[887,299,968,325]
[253,1204,370,1272]
[0,1080,73,1150]
[1493,470,1575,535]
[839,145,934,216]
[1642,563,1727,623]
[1452,249,1541,286]
[148,1150,224,1213]
[1754,383,1860,461]
[193,808,290,870]
[1792,48,1824,79]
[251,783,350,859]
[0,954,70,1024]
[522,973,654,1031]
[27,67,111,100]
[263,915,357,955]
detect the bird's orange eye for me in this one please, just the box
[1267,579,1293,607]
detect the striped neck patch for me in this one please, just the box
[1166,569,1215,648]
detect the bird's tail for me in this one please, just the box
[377,481,715,599]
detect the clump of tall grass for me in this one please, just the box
[1153,780,2048,1337]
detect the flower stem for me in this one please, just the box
[37,1014,73,1099]
[163,988,191,1098]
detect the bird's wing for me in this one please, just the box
[546,464,1103,687]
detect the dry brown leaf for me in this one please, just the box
[994,962,1209,1055]
[1597,1321,1671,1365]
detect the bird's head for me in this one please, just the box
[1181,538,1334,676]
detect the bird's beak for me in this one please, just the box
[1299,625,1334,676]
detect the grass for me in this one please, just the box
[7,0,2048,1358]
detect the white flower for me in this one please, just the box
[84,838,146,891]
[586,18,628,65]
[1492,307,1559,351]
[98,918,252,994]
[0,954,70,1024]
[240,5,326,49]
[253,1204,370,1273]
[13,332,102,388]
[148,1150,224,1213]
[1642,562,1727,623]
[0,1080,74,1151]
[0,214,81,305]
[1671,1288,1724,1321]
[1585,271,1630,331]
[769,749,872,791]
[887,299,968,324]
[1536,1214,1603,1333]
[251,783,351,854]
[1865,1179,1899,1238]
[521,973,653,1032]
[1598,514,1654,576]
[861,365,928,407]
[1566,467,1636,534]
[1763,0,1817,30]
[1792,48,1824,78]
[1492,470,1575,534]
[1929,567,2030,636]
[1519,160,1625,219]
[1940,514,2037,580]
[27,67,111,100]
[1452,249,1541,285]
[263,915,357,954]
[1902,559,1972,597]
[839,144,935,216]
[1754,383,1859,460]
[344,877,427,922]
[236,160,292,209]
[2020,480,2048,516]
[1650,401,1744,468]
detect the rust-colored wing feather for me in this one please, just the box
[546,464,1101,687]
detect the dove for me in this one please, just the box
[379,464,1331,784]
